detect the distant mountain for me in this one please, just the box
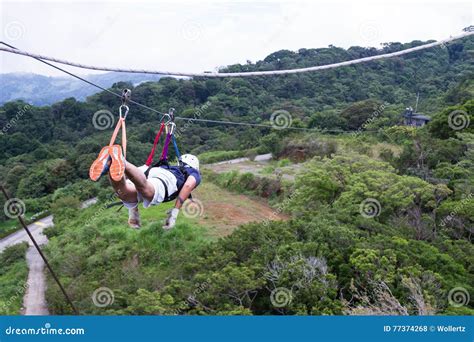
[0,72,170,105]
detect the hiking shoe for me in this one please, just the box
[89,146,111,181]
[109,144,125,181]
[128,207,141,229]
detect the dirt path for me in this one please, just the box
[193,182,288,237]
[0,215,52,315]
[205,153,301,181]
[0,198,97,315]
[0,216,51,253]
[23,246,49,315]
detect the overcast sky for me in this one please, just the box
[0,0,472,76]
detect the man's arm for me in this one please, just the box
[163,175,197,230]
[174,176,197,209]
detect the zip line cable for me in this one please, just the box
[0,42,345,133]
[0,31,472,77]
[174,116,345,132]
[0,185,79,315]
[3,30,471,132]
[0,42,168,117]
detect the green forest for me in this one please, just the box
[0,37,473,315]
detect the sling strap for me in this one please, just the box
[172,134,181,160]
[160,132,172,161]
[145,122,165,167]
[108,89,131,158]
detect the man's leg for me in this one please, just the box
[108,174,142,228]
[123,162,155,202]
[108,174,139,203]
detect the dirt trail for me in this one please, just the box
[23,247,49,315]
[0,216,52,315]
[205,153,301,181]
[0,198,97,315]
[194,182,288,237]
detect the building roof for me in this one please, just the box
[403,112,431,121]
[411,114,431,121]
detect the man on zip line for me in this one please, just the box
[89,145,201,230]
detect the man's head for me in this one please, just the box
[179,154,200,171]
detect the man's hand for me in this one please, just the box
[163,208,180,230]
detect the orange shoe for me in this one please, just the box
[89,146,111,181]
[108,144,125,181]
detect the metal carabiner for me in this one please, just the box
[161,113,171,124]
[119,105,129,119]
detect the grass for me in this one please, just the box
[0,220,21,240]
[0,243,29,315]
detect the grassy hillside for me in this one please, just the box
[43,130,473,315]
[0,243,29,314]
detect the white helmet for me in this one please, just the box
[179,154,200,170]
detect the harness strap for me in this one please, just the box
[145,123,165,167]
[109,105,128,158]
[172,134,181,160]
[155,177,169,201]
[160,133,172,160]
